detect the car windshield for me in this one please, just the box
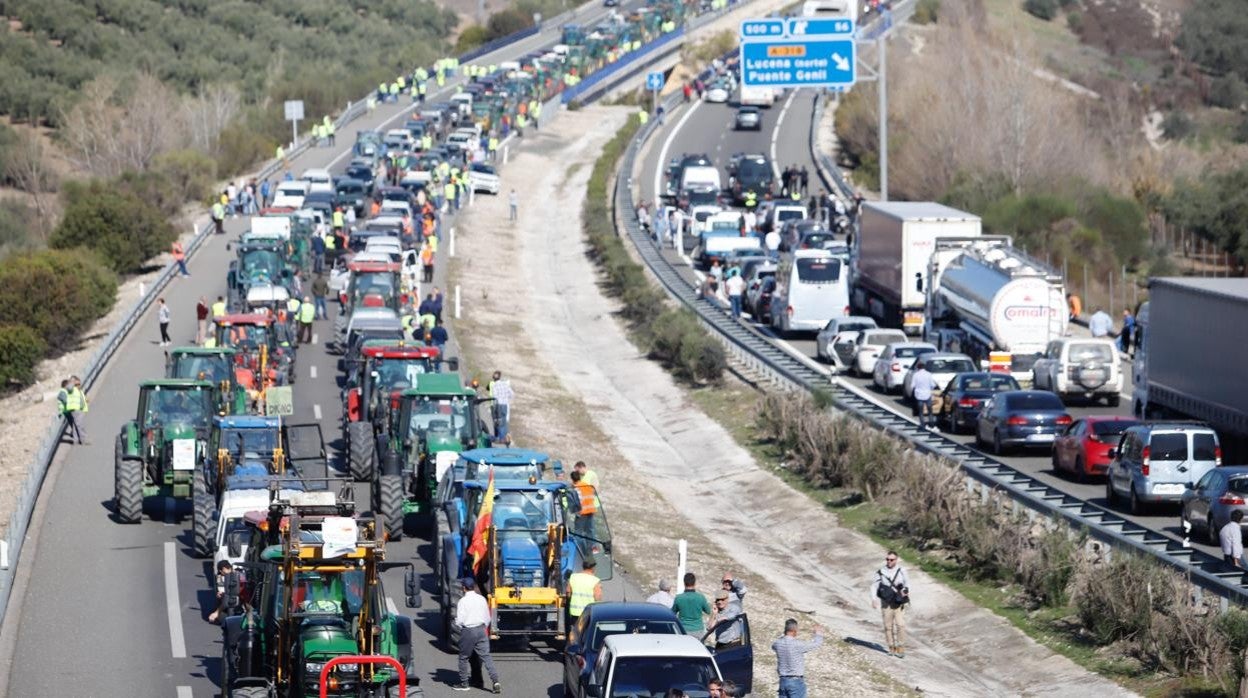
[371,357,430,392]
[737,158,769,178]
[836,321,874,333]
[894,346,935,359]
[1004,393,1064,410]
[608,657,716,697]
[686,190,718,206]
[171,355,231,383]
[350,272,397,305]
[407,395,472,440]
[796,258,841,282]
[776,208,804,222]
[144,387,213,429]
[337,183,364,195]
[219,323,269,351]
[867,333,906,347]
[1091,421,1135,438]
[924,359,975,373]
[471,163,496,175]
[958,374,1019,391]
[222,427,278,457]
[589,619,682,651]
[278,569,369,619]
[801,233,835,248]
[346,167,371,179]
[1150,433,1189,460]
[1068,343,1113,363]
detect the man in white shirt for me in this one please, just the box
[1221,511,1245,568]
[1088,307,1113,337]
[670,209,685,252]
[909,361,939,429]
[453,578,501,693]
[725,270,746,318]
[764,229,780,252]
[646,578,675,606]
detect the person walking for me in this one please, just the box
[452,578,501,693]
[671,572,712,634]
[871,550,911,657]
[725,269,745,319]
[312,274,329,320]
[171,240,189,277]
[566,558,603,624]
[65,375,88,445]
[1221,511,1245,568]
[1119,308,1136,355]
[196,297,209,345]
[646,579,675,607]
[772,619,824,698]
[158,298,172,347]
[211,199,226,235]
[488,371,514,442]
[508,189,518,222]
[57,379,83,445]
[910,361,938,430]
[297,295,315,344]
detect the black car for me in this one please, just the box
[344,164,375,192]
[301,190,335,217]
[937,372,1020,433]
[729,154,773,205]
[563,603,685,697]
[975,390,1072,455]
[334,178,368,216]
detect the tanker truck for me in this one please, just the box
[1132,278,1248,460]
[923,236,1068,381]
[851,202,982,335]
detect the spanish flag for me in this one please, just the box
[467,470,496,574]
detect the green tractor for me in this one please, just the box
[228,241,292,311]
[113,379,217,524]
[374,374,491,541]
[220,494,423,698]
[165,346,250,415]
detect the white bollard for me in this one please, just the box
[454,285,461,319]
[502,146,509,165]
[469,187,476,206]
[450,227,456,258]
[139,282,147,298]
[676,539,688,594]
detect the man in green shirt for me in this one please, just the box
[671,572,711,633]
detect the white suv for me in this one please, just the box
[1032,337,1123,406]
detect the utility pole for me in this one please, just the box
[878,34,888,202]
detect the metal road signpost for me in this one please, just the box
[646,71,664,116]
[738,17,856,90]
[284,100,304,148]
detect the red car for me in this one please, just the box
[1051,416,1139,481]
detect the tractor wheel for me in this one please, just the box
[348,422,376,482]
[446,584,464,651]
[192,479,217,559]
[115,457,143,524]
[378,474,405,541]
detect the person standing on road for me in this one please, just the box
[211,199,226,235]
[489,371,513,442]
[772,619,824,698]
[171,240,189,277]
[910,361,938,430]
[570,470,597,540]
[65,375,88,445]
[311,232,325,274]
[671,572,712,634]
[260,179,271,208]
[764,228,781,254]
[420,241,435,284]
[158,298,172,347]
[573,460,600,490]
[297,296,315,343]
[566,558,603,623]
[1088,306,1112,337]
[312,274,329,320]
[1066,293,1082,322]
[709,590,743,647]
[195,297,209,345]
[1119,308,1136,355]
[647,579,675,607]
[799,165,810,196]
[721,572,746,605]
[452,578,501,693]
[57,379,78,445]
[725,269,745,319]
[871,550,911,657]
[1221,511,1245,568]
[212,295,227,319]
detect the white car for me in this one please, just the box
[384,128,415,150]
[211,488,271,570]
[468,162,501,194]
[873,341,938,394]
[1032,337,1123,406]
[705,81,731,103]
[300,168,334,194]
[815,316,877,365]
[850,329,907,377]
[271,181,309,209]
[900,352,976,402]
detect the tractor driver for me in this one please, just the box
[299,575,344,614]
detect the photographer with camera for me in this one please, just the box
[870,550,911,658]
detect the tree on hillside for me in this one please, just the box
[1177,0,1248,80]
[3,131,59,239]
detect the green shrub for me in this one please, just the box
[1161,109,1194,140]
[456,25,489,54]
[1209,74,1248,109]
[1065,10,1082,33]
[51,180,176,273]
[0,199,39,258]
[154,149,217,206]
[485,8,533,40]
[0,324,47,388]
[0,248,117,353]
[913,0,940,24]
[1080,190,1147,263]
[216,120,276,177]
[1023,0,1059,20]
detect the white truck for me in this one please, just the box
[1133,278,1248,459]
[923,236,1067,377]
[851,201,981,335]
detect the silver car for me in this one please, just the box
[735,106,762,130]
[1107,423,1222,515]
[872,342,937,394]
[815,316,877,366]
[1180,466,1248,545]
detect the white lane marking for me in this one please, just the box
[310,365,318,379]
[311,333,319,345]
[652,100,704,201]
[386,596,399,615]
[164,542,187,659]
[177,687,193,698]
[770,90,799,179]
[314,404,323,420]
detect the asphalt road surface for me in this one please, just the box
[633,88,1226,564]
[0,8,644,697]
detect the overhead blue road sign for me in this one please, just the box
[740,39,856,89]
[786,17,854,36]
[740,19,785,39]
[646,71,664,91]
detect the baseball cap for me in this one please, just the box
[715,590,730,601]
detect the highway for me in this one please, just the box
[632,87,1228,563]
[0,8,642,697]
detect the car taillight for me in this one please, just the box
[1216,445,1223,467]
[890,362,901,372]
[1219,494,1246,506]
[1007,416,1028,426]
[958,397,979,407]
[1141,446,1150,474]
[1056,415,1072,426]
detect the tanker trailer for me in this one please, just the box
[923,236,1067,382]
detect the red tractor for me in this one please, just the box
[213,314,297,404]
[342,344,443,482]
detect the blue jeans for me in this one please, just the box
[314,296,327,319]
[778,676,807,698]
[495,403,510,441]
[915,398,932,427]
[729,294,742,318]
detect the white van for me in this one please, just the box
[271,180,310,209]
[300,168,334,194]
[770,249,850,335]
[680,165,722,193]
[801,0,858,24]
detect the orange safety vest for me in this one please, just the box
[574,482,597,516]
[420,247,434,265]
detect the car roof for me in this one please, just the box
[886,341,937,350]
[864,328,907,336]
[916,352,973,362]
[583,602,682,622]
[602,634,712,658]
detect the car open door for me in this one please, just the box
[703,613,753,695]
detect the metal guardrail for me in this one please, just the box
[614,33,1248,608]
[0,9,599,629]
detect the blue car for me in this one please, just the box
[974,390,1072,455]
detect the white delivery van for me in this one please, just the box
[771,248,850,335]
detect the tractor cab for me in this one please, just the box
[346,345,444,424]
[228,242,291,309]
[221,500,422,698]
[245,284,292,317]
[214,314,295,389]
[457,447,562,484]
[165,346,249,415]
[341,261,404,314]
